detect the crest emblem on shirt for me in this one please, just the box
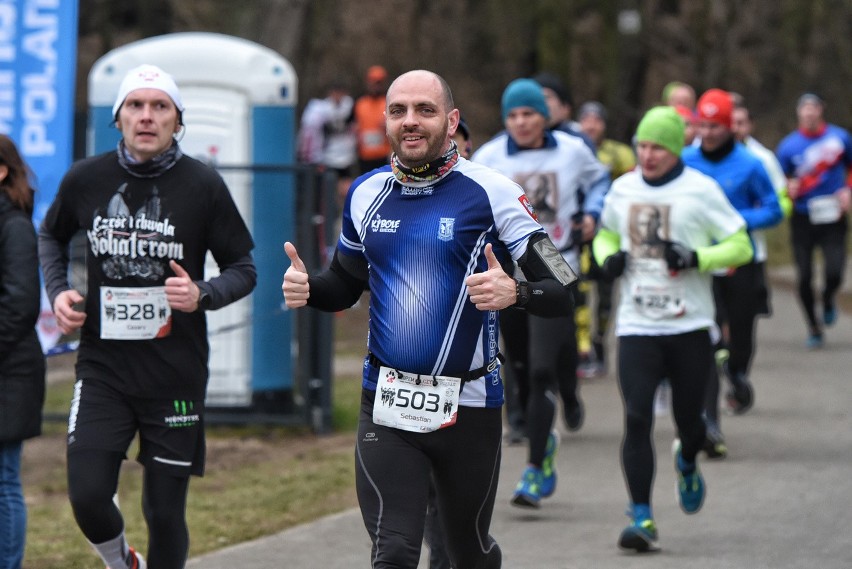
[519,194,538,221]
[438,217,455,241]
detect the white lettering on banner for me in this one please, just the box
[0,2,16,133]
[0,70,12,132]
[24,0,57,28]
[20,0,58,156]
[0,3,15,60]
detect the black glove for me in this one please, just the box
[600,250,627,280]
[663,241,698,272]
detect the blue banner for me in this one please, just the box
[0,0,78,226]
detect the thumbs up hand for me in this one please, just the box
[165,260,202,312]
[465,243,516,311]
[282,241,310,308]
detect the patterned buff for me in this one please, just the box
[117,139,183,178]
[392,140,460,185]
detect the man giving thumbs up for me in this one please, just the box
[281,69,576,569]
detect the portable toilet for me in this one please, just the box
[88,32,297,409]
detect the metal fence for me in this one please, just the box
[45,163,339,433]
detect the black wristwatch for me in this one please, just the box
[515,279,530,307]
[196,288,211,312]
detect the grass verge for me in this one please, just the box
[23,307,368,569]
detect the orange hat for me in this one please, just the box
[366,65,387,82]
[696,89,733,129]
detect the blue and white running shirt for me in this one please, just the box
[339,158,544,408]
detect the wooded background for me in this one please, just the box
[75,0,852,153]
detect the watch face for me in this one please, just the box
[516,281,530,306]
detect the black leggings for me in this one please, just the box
[67,450,191,569]
[706,263,761,422]
[790,212,848,333]
[356,390,502,569]
[500,309,577,466]
[712,262,760,376]
[617,331,712,505]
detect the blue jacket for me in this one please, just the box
[682,142,783,231]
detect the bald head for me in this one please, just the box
[388,70,455,112]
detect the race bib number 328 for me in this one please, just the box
[372,366,460,433]
[100,286,172,340]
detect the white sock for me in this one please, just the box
[90,532,130,569]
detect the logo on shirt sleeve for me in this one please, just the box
[519,194,538,221]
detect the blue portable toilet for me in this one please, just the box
[88,32,297,409]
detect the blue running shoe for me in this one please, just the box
[618,510,659,553]
[511,466,543,508]
[806,333,824,350]
[675,450,705,514]
[824,305,837,327]
[540,430,560,498]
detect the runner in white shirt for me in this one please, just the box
[593,106,753,553]
[473,78,609,509]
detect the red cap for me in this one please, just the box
[674,104,697,125]
[696,88,733,129]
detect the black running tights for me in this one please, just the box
[501,309,577,467]
[617,331,712,505]
[356,390,502,569]
[67,450,191,569]
[790,212,848,333]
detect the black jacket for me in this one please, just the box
[0,192,45,442]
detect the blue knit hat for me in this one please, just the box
[501,79,550,121]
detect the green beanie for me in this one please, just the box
[635,106,685,156]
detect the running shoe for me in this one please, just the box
[511,466,543,508]
[724,367,754,415]
[107,547,146,569]
[618,512,660,553]
[806,332,824,350]
[702,418,728,459]
[824,305,837,327]
[577,357,604,379]
[674,450,705,514]
[539,430,560,498]
[564,398,585,432]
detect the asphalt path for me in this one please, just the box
[187,268,852,569]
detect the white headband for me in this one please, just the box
[112,64,185,119]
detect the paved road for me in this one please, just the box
[187,271,852,569]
